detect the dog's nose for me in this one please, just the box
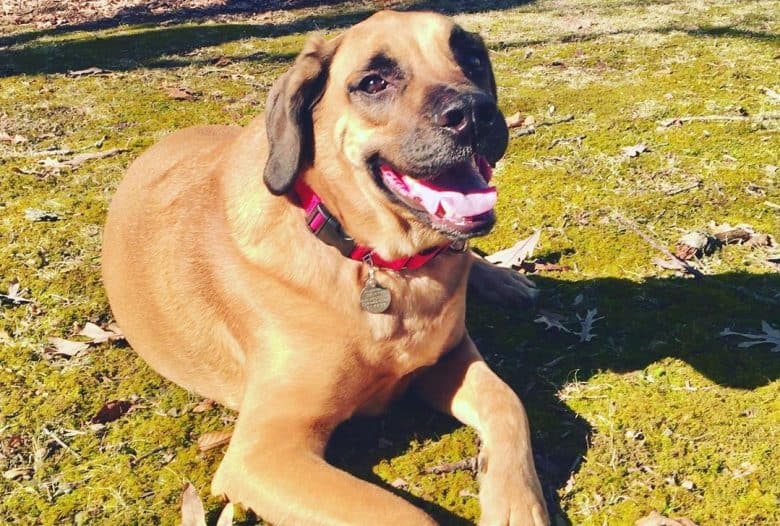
[434,91,498,140]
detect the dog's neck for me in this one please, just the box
[292,179,462,270]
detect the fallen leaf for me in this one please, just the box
[720,321,780,352]
[621,143,649,157]
[197,429,233,452]
[534,311,572,333]
[485,229,541,268]
[653,256,691,272]
[575,308,603,342]
[214,56,233,67]
[78,322,124,344]
[745,233,774,248]
[67,67,109,77]
[46,337,88,358]
[181,483,207,526]
[505,111,527,129]
[216,502,234,526]
[390,478,409,489]
[191,398,216,413]
[730,461,757,479]
[458,489,479,498]
[522,261,572,272]
[166,87,198,101]
[25,208,59,222]
[674,231,717,260]
[180,482,233,526]
[0,131,27,144]
[635,511,699,526]
[3,466,33,480]
[0,279,32,305]
[760,87,780,102]
[91,400,132,424]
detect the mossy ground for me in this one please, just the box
[1,1,778,524]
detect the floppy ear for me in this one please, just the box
[263,35,336,195]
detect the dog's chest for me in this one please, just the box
[363,270,466,374]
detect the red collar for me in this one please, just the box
[292,180,455,271]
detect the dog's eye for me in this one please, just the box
[358,75,388,94]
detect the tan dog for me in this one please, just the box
[102,10,548,526]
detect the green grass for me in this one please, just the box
[1,0,778,524]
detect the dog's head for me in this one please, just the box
[264,11,508,258]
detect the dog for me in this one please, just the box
[102,10,548,525]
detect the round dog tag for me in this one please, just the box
[360,283,391,313]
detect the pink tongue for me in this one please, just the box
[380,166,497,220]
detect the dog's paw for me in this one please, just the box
[468,259,539,308]
[477,452,549,526]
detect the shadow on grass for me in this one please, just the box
[494,24,780,52]
[0,0,535,73]
[325,271,778,525]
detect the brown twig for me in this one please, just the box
[659,111,780,127]
[610,211,704,279]
[423,456,477,475]
[664,181,701,196]
[512,114,575,137]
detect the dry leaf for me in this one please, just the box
[67,67,108,77]
[46,337,88,358]
[720,321,780,352]
[485,229,541,268]
[3,466,33,480]
[0,279,32,305]
[166,87,198,101]
[181,483,207,526]
[622,143,649,157]
[25,208,59,222]
[635,511,698,526]
[180,483,233,526]
[91,400,132,424]
[216,502,234,526]
[534,311,571,333]
[730,461,757,479]
[78,322,124,344]
[197,429,234,452]
[522,261,572,272]
[653,256,691,272]
[390,478,409,489]
[761,87,780,102]
[0,131,27,144]
[674,231,717,260]
[214,56,233,67]
[191,399,216,413]
[575,308,603,342]
[505,111,527,129]
[745,233,774,248]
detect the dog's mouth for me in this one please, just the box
[373,155,497,238]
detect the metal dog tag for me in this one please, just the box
[360,279,391,313]
[360,259,391,313]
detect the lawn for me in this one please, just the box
[0,0,778,524]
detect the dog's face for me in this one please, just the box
[264,11,508,257]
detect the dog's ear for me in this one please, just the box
[263,35,338,195]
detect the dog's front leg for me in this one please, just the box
[414,336,549,526]
[211,363,437,526]
[467,253,539,307]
